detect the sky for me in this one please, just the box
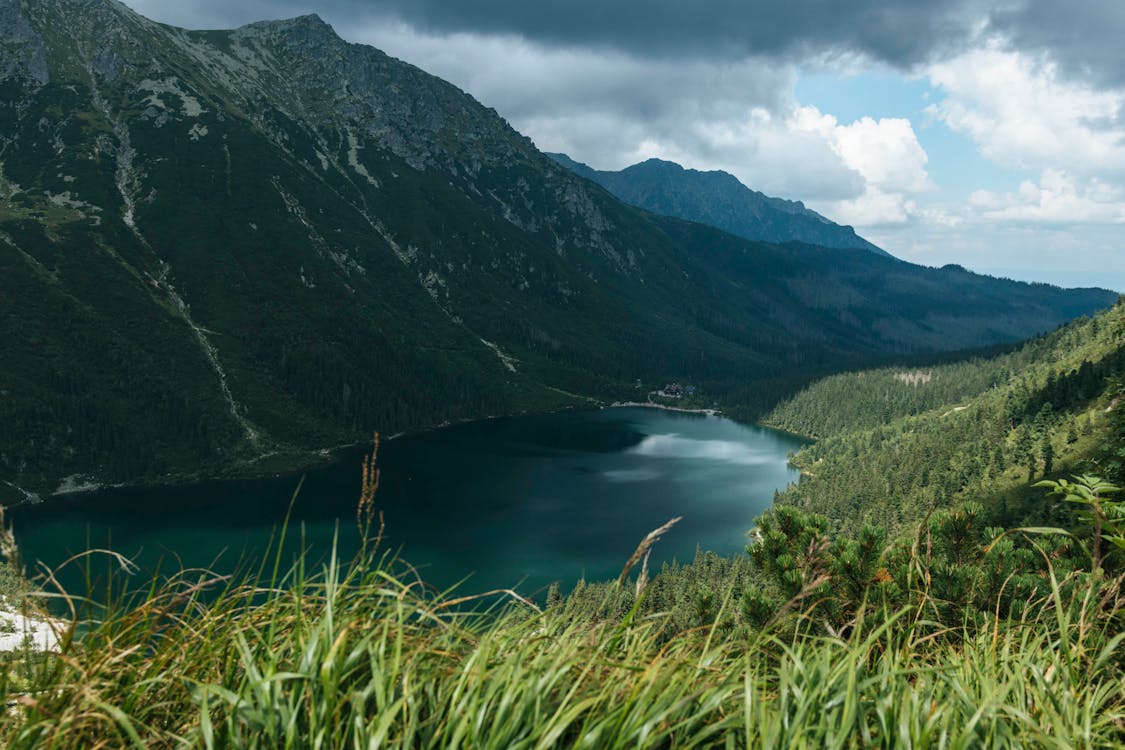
[121,0,1125,292]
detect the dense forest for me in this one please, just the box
[764,303,1125,535]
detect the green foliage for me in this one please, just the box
[0,534,1121,749]
[1096,299,1125,482]
[749,505,833,602]
[0,563,23,604]
[741,506,886,630]
[737,499,1085,638]
[1034,475,1124,572]
[556,550,755,635]
[1,322,1124,746]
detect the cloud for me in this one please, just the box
[968,170,1125,223]
[122,1,1125,95]
[363,23,943,218]
[356,23,791,125]
[923,42,1125,243]
[867,216,1125,291]
[988,0,1125,88]
[927,45,1125,178]
[352,0,991,68]
[120,0,985,69]
[793,108,935,226]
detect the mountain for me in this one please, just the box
[0,0,1116,499]
[548,153,891,256]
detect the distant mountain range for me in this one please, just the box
[548,154,890,256]
[0,0,1115,498]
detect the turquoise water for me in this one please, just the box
[9,408,805,597]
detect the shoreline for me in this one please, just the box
[4,443,367,510]
[4,404,596,509]
[8,399,804,510]
[606,401,722,416]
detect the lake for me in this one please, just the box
[8,407,806,598]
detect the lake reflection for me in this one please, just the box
[10,408,806,597]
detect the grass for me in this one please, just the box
[0,459,1120,747]
[0,525,1120,749]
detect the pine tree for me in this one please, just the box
[546,582,562,609]
[1040,436,1054,476]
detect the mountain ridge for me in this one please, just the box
[547,152,891,256]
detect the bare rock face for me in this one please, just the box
[0,0,49,84]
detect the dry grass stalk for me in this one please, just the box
[357,432,384,547]
[635,549,652,599]
[618,517,681,587]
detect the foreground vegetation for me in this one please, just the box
[0,547,1118,747]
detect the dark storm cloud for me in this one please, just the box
[138,0,985,68]
[989,0,1125,87]
[349,0,985,67]
[128,0,1125,87]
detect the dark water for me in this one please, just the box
[9,408,805,598]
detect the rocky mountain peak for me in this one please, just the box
[236,13,340,44]
[634,158,683,172]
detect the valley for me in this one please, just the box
[0,1,1123,746]
[0,0,1115,499]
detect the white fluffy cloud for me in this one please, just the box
[792,107,935,226]
[928,46,1125,176]
[968,169,1125,223]
[921,43,1125,240]
[618,107,868,203]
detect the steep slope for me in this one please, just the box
[764,301,1125,535]
[548,153,890,256]
[0,0,1115,498]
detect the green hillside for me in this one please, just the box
[763,300,1125,536]
[0,272,1121,749]
[544,301,1124,643]
[1,2,1122,746]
